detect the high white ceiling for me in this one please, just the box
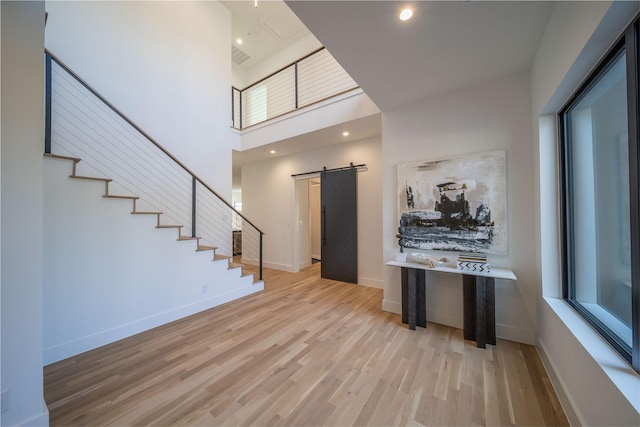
[230,1,555,187]
[222,0,311,70]
[286,1,554,112]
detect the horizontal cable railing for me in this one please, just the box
[45,50,264,280]
[232,47,359,129]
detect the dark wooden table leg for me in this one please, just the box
[486,277,496,345]
[416,269,427,328]
[475,276,487,348]
[401,267,425,330]
[407,268,417,330]
[462,274,476,341]
[401,268,408,325]
[463,274,497,348]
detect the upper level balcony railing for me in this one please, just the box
[232,47,359,129]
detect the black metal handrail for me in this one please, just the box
[45,49,264,280]
[238,47,325,94]
[232,46,359,130]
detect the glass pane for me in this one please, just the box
[567,50,632,348]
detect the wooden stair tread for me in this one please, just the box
[104,195,139,200]
[44,153,81,162]
[177,235,196,240]
[48,152,259,287]
[71,175,112,182]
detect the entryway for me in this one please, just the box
[293,166,358,283]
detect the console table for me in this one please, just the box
[386,260,517,348]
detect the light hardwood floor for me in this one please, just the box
[44,263,568,426]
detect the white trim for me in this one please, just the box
[426,308,462,330]
[383,298,535,344]
[262,260,296,273]
[581,302,632,347]
[496,323,535,345]
[382,299,401,314]
[357,276,383,289]
[13,404,49,427]
[536,337,582,426]
[297,259,312,270]
[43,282,262,365]
[543,297,640,412]
[234,88,365,136]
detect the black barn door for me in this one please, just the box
[321,168,357,283]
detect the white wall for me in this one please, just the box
[532,1,640,425]
[234,32,322,89]
[242,136,383,288]
[239,89,379,152]
[0,2,49,425]
[44,0,233,198]
[43,158,261,365]
[382,71,536,344]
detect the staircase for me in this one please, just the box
[44,153,248,272]
[43,152,263,365]
[43,50,265,365]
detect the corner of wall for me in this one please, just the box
[1,1,48,426]
[532,2,640,425]
[535,331,582,426]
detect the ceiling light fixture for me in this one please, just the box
[269,150,276,154]
[236,38,243,45]
[399,8,413,21]
[342,131,350,137]
[254,0,258,8]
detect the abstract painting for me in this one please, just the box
[397,150,507,254]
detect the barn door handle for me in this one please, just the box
[322,205,326,245]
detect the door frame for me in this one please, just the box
[292,174,319,273]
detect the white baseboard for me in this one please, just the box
[358,276,383,289]
[382,298,534,344]
[382,299,402,314]
[240,256,258,266]
[427,308,463,330]
[43,284,262,365]
[263,261,296,272]
[536,338,581,426]
[298,260,312,270]
[12,401,49,427]
[241,257,298,273]
[496,323,535,345]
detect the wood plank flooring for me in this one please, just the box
[44,263,568,426]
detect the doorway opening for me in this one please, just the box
[293,166,358,283]
[309,178,322,264]
[293,176,321,272]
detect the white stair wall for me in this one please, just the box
[43,157,263,365]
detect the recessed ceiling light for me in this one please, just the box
[269,150,276,154]
[399,8,413,21]
[342,131,350,137]
[236,38,243,45]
